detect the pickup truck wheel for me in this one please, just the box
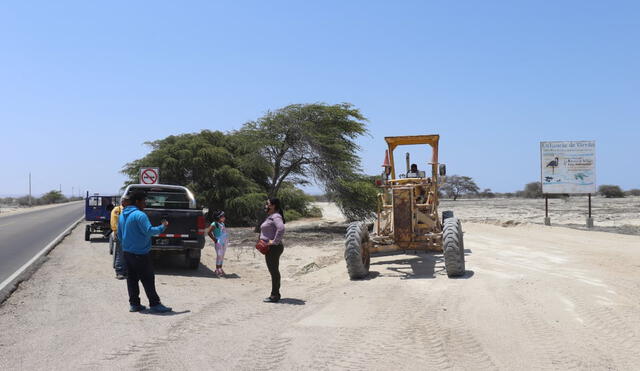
[185,250,201,269]
[85,225,91,241]
[186,256,200,269]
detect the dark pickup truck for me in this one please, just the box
[123,184,207,269]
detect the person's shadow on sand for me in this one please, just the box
[141,310,191,316]
[271,298,306,305]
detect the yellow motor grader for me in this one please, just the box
[344,134,465,279]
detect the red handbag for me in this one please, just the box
[255,239,270,255]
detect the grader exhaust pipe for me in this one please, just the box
[405,152,410,176]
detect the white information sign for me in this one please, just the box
[140,167,160,185]
[540,141,596,194]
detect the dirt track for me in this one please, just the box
[1,203,640,370]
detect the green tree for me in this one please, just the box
[441,175,480,200]
[41,190,66,204]
[121,129,323,225]
[331,174,379,221]
[521,182,543,198]
[238,103,369,198]
[121,130,273,225]
[121,103,370,225]
[479,188,495,198]
[599,185,625,198]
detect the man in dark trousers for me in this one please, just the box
[118,191,172,313]
[110,194,130,280]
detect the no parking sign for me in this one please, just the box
[139,168,160,184]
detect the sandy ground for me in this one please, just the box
[1,202,640,370]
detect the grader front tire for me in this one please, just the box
[443,217,465,277]
[344,222,371,280]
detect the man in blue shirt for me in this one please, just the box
[118,191,171,313]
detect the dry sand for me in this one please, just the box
[1,202,640,370]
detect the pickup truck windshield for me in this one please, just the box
[145,190,190,209]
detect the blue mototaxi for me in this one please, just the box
[85,194,119,241]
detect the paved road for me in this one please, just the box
[0,202,83,284]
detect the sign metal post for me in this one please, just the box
[544,195,550,225]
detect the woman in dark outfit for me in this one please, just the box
[260,198,286,303]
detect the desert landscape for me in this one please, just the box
[441,195,640,235]
[1,201,640,370]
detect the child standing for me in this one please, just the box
[207,211,229,276]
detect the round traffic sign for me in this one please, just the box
[141,168,158,184]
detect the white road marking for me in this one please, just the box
[0,215,84,295]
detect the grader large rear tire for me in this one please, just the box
[344,222,370,280]
[443,217,465,277]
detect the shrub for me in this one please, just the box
[41,190,67,204]
[479,188,495,198]
[224,192,268,226]
[311,194,331,202]
[599,185,625,198]
[521,182,543,198]
[284,209,303,222]
[306,206,323,218]
[626,189,640,196]
[277,183,318,218]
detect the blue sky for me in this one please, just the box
[1,1,638,196]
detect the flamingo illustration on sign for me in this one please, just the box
[546,156,559,174]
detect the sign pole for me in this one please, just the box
[544,194,550,226]
[586,193,594,228]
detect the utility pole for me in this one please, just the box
[29,172,32,207]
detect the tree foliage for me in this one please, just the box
[441,175,480,200]
[40,190,66,204]
[122,130,269,222]
[330,174,379,222]
[120,103,371,225]
[518,182,543,198]
[599,185,625,198]
[238,103,368,198]
[122,130,275,226]
[2,191,70,206]
[478,188,496,198]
